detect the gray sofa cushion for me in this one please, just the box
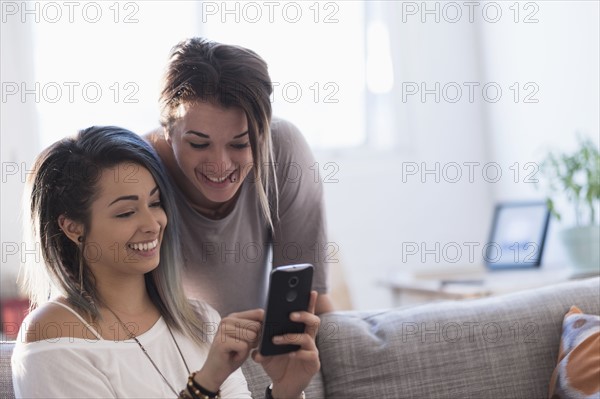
[318,277,600,399]
[2,278,598,398]
[1,341,15,398]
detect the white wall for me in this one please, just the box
[318,3,494,310]
[0,17,39,298]
[318,1,599,311]
[479,1,600,267]
[1,1,598,311]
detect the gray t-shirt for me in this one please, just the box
[173,118,329,316]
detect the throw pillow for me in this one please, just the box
[548,306,600,398]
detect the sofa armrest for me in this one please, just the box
[317,277,600,398]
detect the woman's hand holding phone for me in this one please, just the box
[194,308,264,392]
[252,291,321,399]
[196,264,321,396]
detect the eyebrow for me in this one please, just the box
[109,186,159,206]
[185,130,248,139]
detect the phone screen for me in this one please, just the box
[259,263,314,356]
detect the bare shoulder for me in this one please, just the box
[22,298,97,343]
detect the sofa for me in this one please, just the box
[2,277,599,398]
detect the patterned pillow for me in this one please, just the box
[548,306,600,398]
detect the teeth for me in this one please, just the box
[128,239,158,252]
[206,171,234,183]
[207,176,225,183]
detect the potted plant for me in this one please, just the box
[538,135,600,274]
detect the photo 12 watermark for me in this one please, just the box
[201,241,340,264]
[1,82,140,104]
[270,81,340,104]
[400,1,540,24]
[2,239,341,266]
[200,1,340,24]
[400,320,539,344]
[401,241,542,264]
[1,1,140,24]
[2,318,327,345]
[2,242,41,265]
[400,82,540,104]
[1,160,341,185]
[400,161,539,184]
[1,160,144,184]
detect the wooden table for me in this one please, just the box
[381,264,595,306]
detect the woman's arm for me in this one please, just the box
[315,293,335,314]
[270,119,333,315]
[188,296,320,399]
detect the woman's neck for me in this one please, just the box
[95,275,154,317]
[188,186,243,219]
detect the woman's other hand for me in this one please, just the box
[195,308,264,392]
[253,291,321,399]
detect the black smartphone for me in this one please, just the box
[259,263,314,356]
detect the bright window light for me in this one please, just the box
[366,20,394,94]
[199,1,366,149]
[30,1,366,150]
[31,1,200,148]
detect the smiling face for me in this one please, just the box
[166,101,254,208]
[83,163,167,278]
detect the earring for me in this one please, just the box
[77,236,84,293]
[75,235,94,307]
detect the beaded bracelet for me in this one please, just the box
[187,371,221,399]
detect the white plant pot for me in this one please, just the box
[559,225,600,274]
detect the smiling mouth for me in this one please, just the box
[127,239,159,252]
[203,170,237,183]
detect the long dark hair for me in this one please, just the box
[24,126,209,345]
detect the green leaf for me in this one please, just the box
[537,133,600,225]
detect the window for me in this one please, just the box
[29,1,369,150]
[197,1,367,149]
[30,1,199,147]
